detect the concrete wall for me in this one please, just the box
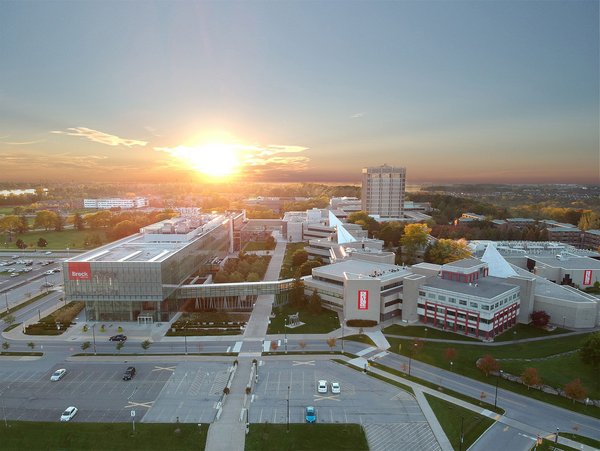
[401,273,427,323]
[507,275,536,324]
[343,277,380,323]
[533,293,598,328]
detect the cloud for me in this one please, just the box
[351,112,365,119]
[51,127,147,147]
[154,142,310,178]
[1,139,45,145]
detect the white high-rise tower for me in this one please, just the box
[361,165,406,218]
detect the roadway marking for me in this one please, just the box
[125,401,154,409]
[152,366,176,372]
[292,360,315,366]
[313,394,341,402]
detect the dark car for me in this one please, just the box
[123,366,136,381]
[305,406,316,423]
[109,334,127,342]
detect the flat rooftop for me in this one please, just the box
[424,276,517,300]
[313,259,411,281]
[528,255,600,270]
[68,215,228,264]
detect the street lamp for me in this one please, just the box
[562,316,566,329]
[341,317,345,353]
[458,416,464,451]
[450,361,453,372]
[3,291,9,313]
[408,342,417,376]
[494,370,503,409]
[92,323,97,355]
[555,427,559,444]
[287,385,290,432]
[184,320,188,355]
[284,317,288,354]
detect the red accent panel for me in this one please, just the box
[68,262,91,280]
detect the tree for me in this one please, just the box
[81,341,91,353]
[400,223,431,264]
[290,276,305,309]
[521,367,541,390]
[265,235,276,249]
[15,239,27,249]
[270,340,279,351]
[530,311,550,328]
[291,249,309,268]
[84,210,112,228]
[246,272,261,282]
[299,259,322,277]
[308,289,323,314]
[476,354,499,377]
[425,238,472,264]
[33,210,59,231]
[298,340,307,351]
[443,347,457,362]
[53,213,65,232]
[580,331,600,369]
[578,211,600,231]
[17,215,29,234]
[116,342,125,353]
[109,220,139,240]
[378,221,404,247]
[326,337,336,352]
[37,237,48,248]
[2,342,9,351]
[73,212,86,231]
[3,314,16,327]
[141,339,152,353]
[564,378,587,403]
[27,342,35,350]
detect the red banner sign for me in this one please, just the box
[358,290,368,310]
[68,262,91,280]
[583,270,592,286]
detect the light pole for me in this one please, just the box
[284,317,288,354]
[408,343,417,376]
[450,361,453,372]
[287,385,290,432]
[92,323,97,355]
[494,370,503,409]
[562,316,566,329]
[458,416,464,451]
[555,427,559,444]
[184,320,188,355]
[341,317,345,354]
[3,292,8,313]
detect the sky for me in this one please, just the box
[1,0,598,185]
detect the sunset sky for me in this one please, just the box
[1,1,598,185]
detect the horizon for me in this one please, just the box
[1,1,598,184]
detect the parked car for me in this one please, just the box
[109,334,127,342]
[305,406,316,423]
[123,366,136,381]
[50,369,67,381]
[60,406,78,422]
[317,380,328,393]
[331,382,341,394]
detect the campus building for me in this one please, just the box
[83,197,149,209]
[361,165,406,219]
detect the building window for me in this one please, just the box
[459,300,467,306]
[482,305,489,311]
[438,295,446,301]
[448,297,456,303]
[470,302,478,308]
[419,291,425,296]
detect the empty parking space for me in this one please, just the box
[249,360,424,425]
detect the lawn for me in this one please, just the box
[492,323,569,342]
[0,421,209,450]
[25,301,85,335]
[424,393,495,451]
[279,242,308,279]
[3,228,107,250]
[243,241,274,252]
[383,324,479,342]
[267,304,340,335]
[245,423,368,451]
[386,333,600,417]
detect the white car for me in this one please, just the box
[331,382,341,394]
[317,380,328,393]
[60,406,78,422]
[50,369,67,381]
[45,270,54,275]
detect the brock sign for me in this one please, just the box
[68,262,92,280]
[358,290,369,310]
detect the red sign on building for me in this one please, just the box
[68,262,92,280]
[583,270,593,286]
[358,290,368,310]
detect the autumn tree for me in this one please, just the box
[16,239,27,249]
[308,289,323,314]
[530,311,550,328]
[270,340,279,351]
[425,238,472,264]
[291,249,309,267]
[326,337,336,352]
[73,212,86,231]
[33,210,58,231]
[476,354,499,377]
[37,237,48,248]
[444,347,458,362]
[564,378,587,403]
[400,223,431,264]
[520,367,541,390]
[578,211,600,231]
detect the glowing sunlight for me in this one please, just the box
[170,142,240,178]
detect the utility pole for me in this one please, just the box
[284,318,288,354]
[494,370,503,409]
[92,323,97,355]
[287,385,290,432]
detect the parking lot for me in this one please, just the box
[0,361,230,424]
[250,360,425,425]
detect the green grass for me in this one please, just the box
[267,304,340,334]
[0,292,52,320]
[492,323,569,342]
[344,334,377,347]
[245,423,368,451]
[3,228,107,250]
[279,242,308,279]
[558,432,600,449]
[25,301,84,335]
[386,333,600,418]
[534,438,577,450]
[0,421,208,450]
[334,359,415,395]
[0,351,43,356]
[425,393,495,451]
[243,241,274,252]
[383,324,479,342]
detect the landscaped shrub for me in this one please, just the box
[347,319,378,328]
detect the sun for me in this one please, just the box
[171,142,240,178]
